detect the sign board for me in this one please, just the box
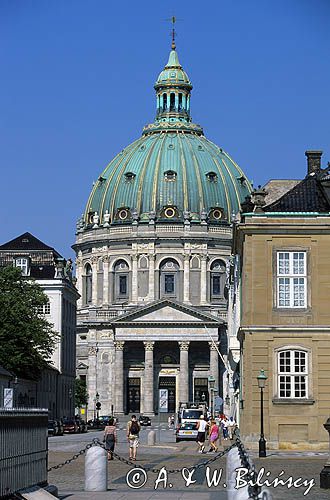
[159,389,168,413]
[214,396,223,412]
[80,408,85,415]
[3,388,13,409]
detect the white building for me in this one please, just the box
[0,232,79,418]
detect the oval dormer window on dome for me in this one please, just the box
[124,172,136,182]
[209,207,224,221]
[206,171,218,183]
[164,170,177,181]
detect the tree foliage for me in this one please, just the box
[74,378,88,407]
[0,266,58,379]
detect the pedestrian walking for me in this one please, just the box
[221,415,229,440]
[171,415,175,428]
[127,414,140,461]
[208,419,219,452]
[168,415,172,429]
[227,416,237,440]
[104,417,117,460]
[196,415,209,453]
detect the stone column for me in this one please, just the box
[209,341,219,393]
[114,341,125,415]
[91,257,98,306]
[200,255,208,304]
[76,257,83,308]
[183,254,190,303]
[179,342,190,403]
[88,342,98,420]
[143,342,155,415]
[148,255,155,301]
[102,256,109,305]
[131,255,138,303]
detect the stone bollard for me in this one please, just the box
[147,430,156,446]
[85,445,108,491]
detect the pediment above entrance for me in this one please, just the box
[113,299,223,326]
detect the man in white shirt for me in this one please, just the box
[196,415,209,453]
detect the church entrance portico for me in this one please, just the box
[112,300,225,416]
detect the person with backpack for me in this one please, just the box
[104,417,117,460]
[127,414,140,461]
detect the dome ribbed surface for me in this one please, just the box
[84,131,251,224]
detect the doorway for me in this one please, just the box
[127,377,140,413]
[158,376,176,413]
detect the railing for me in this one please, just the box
[96,310,119,318]
[0,408,48,498]
[209,227,232,235]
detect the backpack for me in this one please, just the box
[130,421,139,435]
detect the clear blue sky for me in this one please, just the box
[1,0,329,257]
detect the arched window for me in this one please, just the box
[277,349,308,399]
[114,260,129,300]
[85,264,92,304]
[170,93,175,111]
[210,260,226,300]
[160,259,180,298]
[178,93,183,111]
[163,93,167,110]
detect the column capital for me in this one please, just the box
[200,254,208,262]
[143,341,155,351]
[131,254,138,262]
[148,254,156,262]
[184,254,190,262]
[88,346,98,356]
[102,255,110,263]
[91,255,99,265]
[178,341,190,351]
[76,257,83,267]
[114,341,125,351]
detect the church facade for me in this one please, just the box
[74,40,251,418]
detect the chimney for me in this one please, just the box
[305,150,322,175]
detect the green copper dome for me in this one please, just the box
[81,46,252,229]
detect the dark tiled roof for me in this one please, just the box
[30,265,56,279]
[265,174,330,213]
[0,365,12,377]
[0,232,61,257]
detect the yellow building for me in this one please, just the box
[232,151,330,450]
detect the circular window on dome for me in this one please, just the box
[164,207,176,218]
[210,208,224,220]
[119,209,128,220]
[168,144,174,150]
[140,145,146,151]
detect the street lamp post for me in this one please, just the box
[208,375,215,417]
[95,392,100,419]
[257,369,267,458]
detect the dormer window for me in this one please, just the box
[124,172,136,182]
[14,257,29,276]
[206,171,218,183]
[164,170,177,181]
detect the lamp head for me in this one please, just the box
[257,369,267,389]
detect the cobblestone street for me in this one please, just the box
[47,428,330,499]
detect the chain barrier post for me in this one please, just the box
[85,441,108,491]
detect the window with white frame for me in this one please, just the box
[277,251,306,308]
[14,257,29,276]
[278,349,308,398]
[36,301,51,315]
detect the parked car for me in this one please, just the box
[48,419,64,436]
[75,417,87,433]
[139,415,151,426]
[63,418,79,433]
[48,420,59,436]
[175,422,198,442]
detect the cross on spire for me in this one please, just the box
[171,16,176,49]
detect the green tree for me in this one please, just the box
[0,266,58,379]
[74,378,88,407]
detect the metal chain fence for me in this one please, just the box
[48,437,237,474]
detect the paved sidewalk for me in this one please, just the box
[49,448,330,499]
